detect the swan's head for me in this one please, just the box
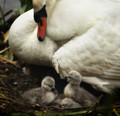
[32,0,47,41]
[33,0,46,12]
[41,76,58,94]
[67,71,82,85]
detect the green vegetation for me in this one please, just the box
[15,0,32,14]
[0,0,32,26]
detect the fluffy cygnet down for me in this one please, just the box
[52,94,65,106]
[64,71,96,106]
[22,76,58,106]
[60,98,81,108]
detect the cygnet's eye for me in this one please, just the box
[68,77,77,83]
[44,83,51,87]
[48,85,52,88]
[68,76,72,79]
[44,82,47,85]
[68,76,74,81]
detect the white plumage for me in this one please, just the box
[9,0,120,92]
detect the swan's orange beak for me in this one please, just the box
[34,5,47,41]
[37,17,47,41]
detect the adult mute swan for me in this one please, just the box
[9,0,120,93]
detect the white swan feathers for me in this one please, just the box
[9,0,120,92]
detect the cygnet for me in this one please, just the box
[61,98,81,108]
[22,76,58,106]
[64,71,96,106]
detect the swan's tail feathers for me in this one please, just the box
[101,61,120,80]
[92,84,114,94]
[82,76,119,93]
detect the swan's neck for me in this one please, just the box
[9,9,58,66]
[46,0,56,17]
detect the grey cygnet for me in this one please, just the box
[64,71,96,106]
[22,76,58,106]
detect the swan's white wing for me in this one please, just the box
[52,14,120,92]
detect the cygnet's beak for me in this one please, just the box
[61,76,67,80]
[60,104,66,108]
[51,88,58,94]
[67,77,71,82]
[34,5,47,41]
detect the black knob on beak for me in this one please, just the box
[34,5,47,23]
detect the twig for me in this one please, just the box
[0,91,18,103]
[113,109,120,116]
[63,105,91,110]
[0,74,9,78]
[0,86,11,91]
[63,110,92,116]
[0,47,10,54]
[86,95,103,114]
[0,99,9,103]
[114,105,120,108]
[0,56,17,66]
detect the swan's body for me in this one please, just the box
[9,0,120,92]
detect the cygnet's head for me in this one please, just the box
[41,76,58,94]
[60,98,73,107]
[67,71,82,85]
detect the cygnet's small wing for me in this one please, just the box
[75,87,96,106]
[22,88,42,104]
